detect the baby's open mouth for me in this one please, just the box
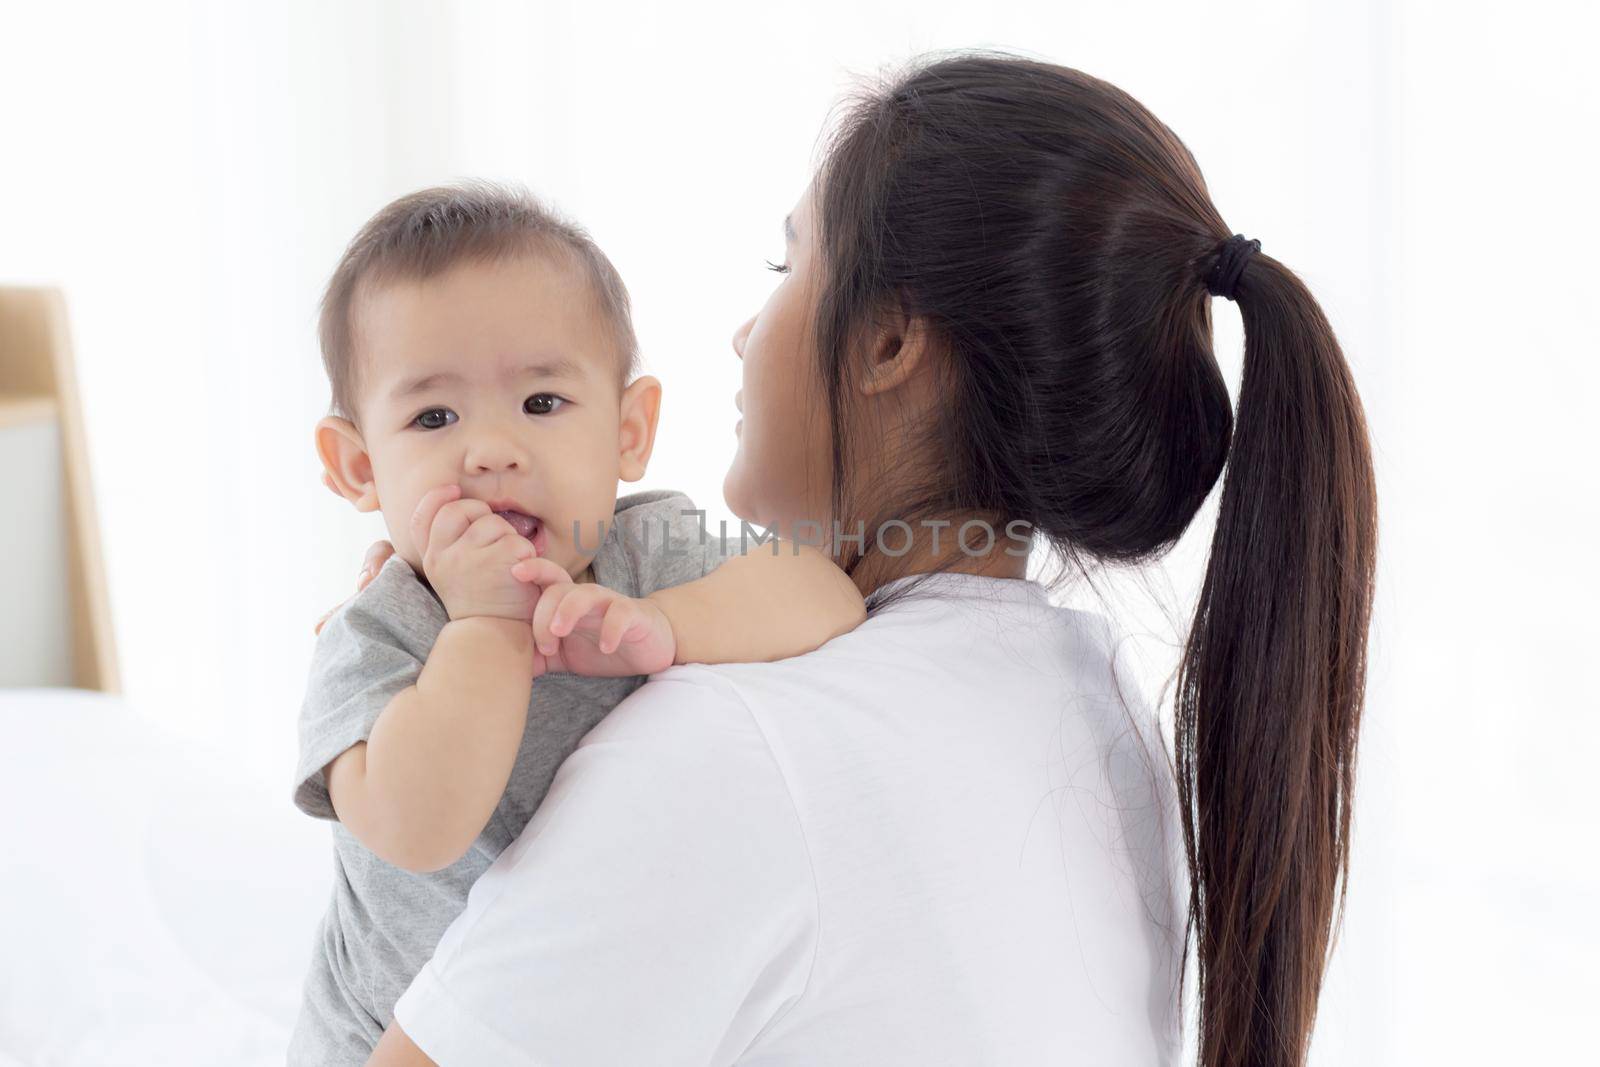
[494,510,541,541]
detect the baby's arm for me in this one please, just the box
[326,485,540,873]
[648,541,866,665]
[324,615,533,873]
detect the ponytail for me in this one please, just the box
[1174,250,1378,1067]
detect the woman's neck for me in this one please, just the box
[842,517,1031,600]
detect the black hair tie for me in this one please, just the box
[1204,233,1261,302]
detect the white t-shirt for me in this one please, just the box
[393,571,1189,1066]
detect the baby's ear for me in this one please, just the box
[315,416,380,512]
[617,375,662,483]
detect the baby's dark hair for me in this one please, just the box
[318,180,640,427]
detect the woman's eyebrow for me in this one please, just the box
[784,214,796,245]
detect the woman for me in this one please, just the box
[352,50,1376,1067]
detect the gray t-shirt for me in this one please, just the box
[288,489,728,1065]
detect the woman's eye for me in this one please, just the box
[765,259,790,275]
[412,408,456,430]
[525,393,567,416]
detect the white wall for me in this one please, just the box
[2,0,1593,1061]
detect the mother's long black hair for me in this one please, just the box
[808,50,1378,1067]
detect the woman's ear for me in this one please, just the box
[316,416,381,512]
[859,295,935,398]
[616,375,663,483]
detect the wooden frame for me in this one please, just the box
[0,287,120,692]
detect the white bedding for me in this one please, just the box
[0,688,331,1065]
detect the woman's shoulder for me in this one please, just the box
[587,585,1134,748]
[572,665,784,794]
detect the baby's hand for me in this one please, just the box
[413,484,540,623]
[513,557,676,677]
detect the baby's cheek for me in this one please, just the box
[378,502,420,571]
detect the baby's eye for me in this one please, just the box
[412,408,456,431]
[525,393,567,416]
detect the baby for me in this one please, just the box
[288,181,863,1063]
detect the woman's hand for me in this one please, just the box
[514,557,677,677]
[313,540,397,635]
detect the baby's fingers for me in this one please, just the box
[531,581,574,657]
[409,485,461,557]
[549,585,617,639]
[598,599,650,655]
[512,557,567,589]
[458,511,518,551]
[430,497,492,552]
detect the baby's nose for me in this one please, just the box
[466,436,526,473]
[471,452,520,472]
